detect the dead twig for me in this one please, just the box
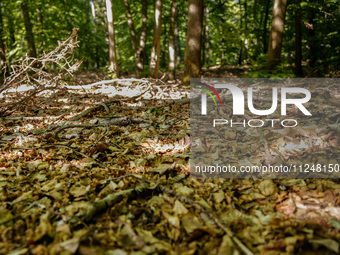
[53,117,132,139]
[75,174,187,223]
[0,28,82,115]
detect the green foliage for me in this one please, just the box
[244,55,296,78]
[243,67,296,78]
[0,0,339,76]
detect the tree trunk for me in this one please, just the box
[90,0,100,68]
[123,0,138,53]
[266,0,287,70]
[105,0,119,76]
[308,9,316,67]
[174,7,181,66]
[168,0,176,80]
[253,0,258,29]
[294,0,302,76]
[36,5,44,55]
[243,0,248,61]
[221,39,225,64]
[7,9,15,47]
[183,0,203,83]
[21,1,37,58]
[262,0,271,54]
[150,0,162,78]
[238,41,243,65]
[238,1,243,65]
[0,0,6,76]
[204,7,210,66]
[84,1,90,69]
[123,0,148,75]
[137,0,148,74]
[202,6,209,67]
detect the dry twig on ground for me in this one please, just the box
[0,28,82,116]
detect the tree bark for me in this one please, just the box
[21,1,37,58]
[174,7,181,66]
[90,0,100,68]
[204,7,210,66]
[294,0,302,76]
[7,9,15,47]
[183,0,203,83]
[36,7,44,55]
[168,0,176,80]
[137,0,148,74]
[0,0,6,76]
[243,0,248,61]
[308,9,316,67]
[123,0,138,52]
[238,1,243,65]
[253,0,258,28]
[202,6,209,67]
[105,0,119,76]
[262,0,271,54]
[266,0,287,70]
[221,39,225,65]
[150,0,162,78]
[123,0,148,75]
[84,1,90,69]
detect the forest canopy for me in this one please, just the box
[0,0,339,79]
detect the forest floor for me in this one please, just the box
[0,67,340,255]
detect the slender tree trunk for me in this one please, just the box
[7,9,15,47]
[137,0,148,74]
[123,0,148,75]
[90,1,97,32]
[262,0,271,54]
[174,7,181,66]
[168,0,176,80]
[253,0,258,28]
[103,0,109,64]
[105,0,119,76]
[0,0,7,76]
[308,9,316,67]
[90,0,100,68]
[21,1,37,58]
[123,0,138,52]
[36,6,44,54]
[238,1,243,65]
[243,0,248,61]
[160,21,167,69]
[238,41,242,65]
[183,0,203,83]
[202,22,205,66]
[201,6,209,66]
[266,0,287,70]
[221,39,225,64]
[84,1,90,69]
[294,0,302,76]
[150,0,162,78]
[204,7,210,66]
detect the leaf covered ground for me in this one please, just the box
[1,76,340,255]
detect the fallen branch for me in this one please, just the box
[0,28,82,115]
[53,117,131,139]
[65,78,149,89]
[75,174,187,223]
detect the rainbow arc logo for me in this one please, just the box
[197,82,222,106]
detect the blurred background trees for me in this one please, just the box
[0,0,339,79]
